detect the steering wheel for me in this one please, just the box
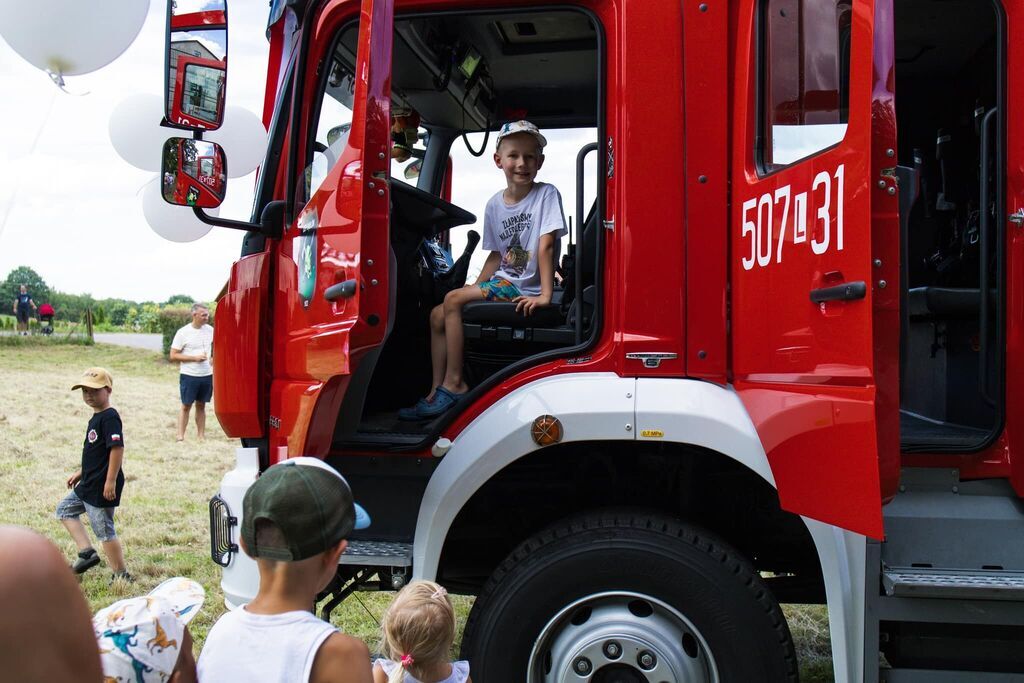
[390,180,476,237]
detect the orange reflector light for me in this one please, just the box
[531,415,563,446]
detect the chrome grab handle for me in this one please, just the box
[1008,209,1024,226]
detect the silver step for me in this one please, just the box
[339,540,413,567]
[883,566,1024,601]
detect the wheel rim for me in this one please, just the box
[527,591,720,683]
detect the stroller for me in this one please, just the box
[37,303,55,336]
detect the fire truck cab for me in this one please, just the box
[158,0,1024,679]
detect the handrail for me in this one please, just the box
[575,142,599,345]
[979,108,996,406]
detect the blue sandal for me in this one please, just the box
[417,386,464,418]
[398,395,433,421]
[398,387,464,420]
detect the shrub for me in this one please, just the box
[0,335,94,347]
[158,307,192,357]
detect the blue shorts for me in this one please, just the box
[180,374,213,405]
[56,490,116,541]
[478,277,522,302]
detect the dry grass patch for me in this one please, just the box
[0,341,831,677]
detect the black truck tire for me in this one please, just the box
[460,510,799,682]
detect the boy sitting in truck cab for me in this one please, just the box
[399,120,568,420]
[197,457,373,683]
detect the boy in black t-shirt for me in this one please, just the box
[56,367,132,582]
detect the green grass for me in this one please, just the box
[0,344,832,677]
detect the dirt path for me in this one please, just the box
[93,333,162,352]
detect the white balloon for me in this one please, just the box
[109,93,166,171]
[0,0,149,77]
[142,176,217,243]
[206,106,268,178]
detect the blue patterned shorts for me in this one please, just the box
[478,277,522,301]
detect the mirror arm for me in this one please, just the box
[192,199,286,239]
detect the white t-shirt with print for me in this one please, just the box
[171,323,213,377]
[482,181,568,296]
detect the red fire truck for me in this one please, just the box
[158,0,1024,679]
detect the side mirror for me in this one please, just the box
[165,0,228,131]
[404,160,422,181]
[161,138,227,209]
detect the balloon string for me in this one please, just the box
[45,70,90,96]
[0,89,57,241]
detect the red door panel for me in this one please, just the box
[269,0,393,460]
[214,252,270,437]
[730,0,898,538]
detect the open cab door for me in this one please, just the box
[730,0,899,538]
[269,0,395,459]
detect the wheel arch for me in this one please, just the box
[412,373,866,682]
[414,374,793,581]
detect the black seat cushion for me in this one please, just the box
[462,300,565,328]
[908,286,995,318]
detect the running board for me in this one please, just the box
[339,540,413,567]
[319,541,415,621]
[883,567,1024,601]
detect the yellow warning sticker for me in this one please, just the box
[640,429,664,438]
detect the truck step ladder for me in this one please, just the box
[865,470,1024,682]
[882,566,1024,601]
[339,540,412,567]
[318,541,414,621]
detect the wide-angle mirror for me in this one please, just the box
[161,137,227,208]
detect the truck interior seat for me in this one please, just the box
[460,199,599,383]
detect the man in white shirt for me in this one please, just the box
[170,303,214,442]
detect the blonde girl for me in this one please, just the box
[374,580,472,683]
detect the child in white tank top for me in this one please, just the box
[373,580,472,683]
[197,457,374,683]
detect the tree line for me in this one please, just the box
[2,265,210,332]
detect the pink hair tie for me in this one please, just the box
[400,653,415,667]
[430,586,448,601]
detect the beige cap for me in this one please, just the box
[71,367,113,391]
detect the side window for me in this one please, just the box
[304,56,355,200]
[389,106,427,182]
[760,0,851,170]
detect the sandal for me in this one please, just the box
[415,386,464,418]
[398,389,442,421]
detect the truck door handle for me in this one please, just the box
[809,281,866,304]
[324,279,358,301]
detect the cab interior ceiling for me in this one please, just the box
[332,10,599,132]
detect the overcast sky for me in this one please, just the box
[0,2,596,303]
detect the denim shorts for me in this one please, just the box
[55,490,116,541]
[180,373,213,405]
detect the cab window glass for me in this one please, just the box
[180,63,225,124]
[389,107,427,181]
[304,56,355,200]
[305,52,429,200]
[760,0,851,170]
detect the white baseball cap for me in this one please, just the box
[495,120,547,150]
